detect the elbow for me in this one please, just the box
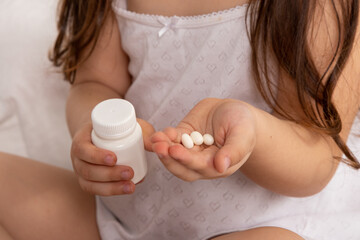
[280,162,338,197]
[287,181,329,197]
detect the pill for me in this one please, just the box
[190,131,204,145]
[203,133,214,145]
[181,133,194,149]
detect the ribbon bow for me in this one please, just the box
[157,16,179,38]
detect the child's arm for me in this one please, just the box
[243,1,360,196]
[151,75,359,197]
[151,3,360,197]
[66,12,131,136]
[243,2,360,196]
[66,12,154,196]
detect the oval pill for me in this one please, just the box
[190,131,204,145]
[181,133,194,149]
[203,133,214,145]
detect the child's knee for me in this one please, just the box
[210,227,304,240]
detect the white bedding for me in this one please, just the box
[0,0,72,170]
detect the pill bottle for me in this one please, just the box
[91,98,147,184]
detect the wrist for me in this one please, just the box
[214,98,258,151]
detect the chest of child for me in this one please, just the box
[127,0,250,17]
[94,2,360,240]
[112,0,270,130]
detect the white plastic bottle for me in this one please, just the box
[91,98,147,184]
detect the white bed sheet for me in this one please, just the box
[0,0,72,170]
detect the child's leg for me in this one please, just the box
[0,224,12,240]
[211,227,304,240]
[0,152,100,240]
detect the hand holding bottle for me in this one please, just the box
[71,99,154,196]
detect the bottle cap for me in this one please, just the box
[91,99,137,139]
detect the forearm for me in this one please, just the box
[66,82,122,137]
[242,106,339,197]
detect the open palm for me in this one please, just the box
[151,98,257,181]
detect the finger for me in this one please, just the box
[152,141,171,158]
[137,118,155,151]
[152,141,201,181]
[163,127,181,143]
[214,125,255,173]
[72,134,117,166]
[160,154,202,182]
[72,123,117,165]
[150,131,171,144]
[78,178,135,196]
[151,127,186,144]
[168,144,219,172]
[73,158,134,182]
[71,124,116,166]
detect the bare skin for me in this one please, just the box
[127,0,249,17]
[1,0,359,239]
[0,224,12,240]
[0,152,302,240]
[0,150,302,240]
[0,152,100,240]
[211,227,304,240]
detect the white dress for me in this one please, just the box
[96,1,360,239]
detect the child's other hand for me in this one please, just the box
[151,98,256,181]
[71,120,155,196]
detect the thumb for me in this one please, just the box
[137,118,155,151]
[213,125,255,173]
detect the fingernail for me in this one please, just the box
[121,170,132,180]
[104,155,115,165]
[123,183,133,194]
[223,157,231,172]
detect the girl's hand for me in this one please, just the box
[71,119,155,196]
[151,98,257,181]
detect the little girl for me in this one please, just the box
[1,0,360,239]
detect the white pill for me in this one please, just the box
[203,133,214,145]
[190,131,204,145]
[181,133,194,149]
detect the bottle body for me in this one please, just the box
[92,122,147,184]
[90,99,147,184]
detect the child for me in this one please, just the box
[1,0,360,239]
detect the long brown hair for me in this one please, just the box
[246,0,360,168]
[50,0,360,168]
[50,0,112,83]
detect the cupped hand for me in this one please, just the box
[151,98,257,181]
[71,119,155,196]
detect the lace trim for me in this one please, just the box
[112,0,249,28]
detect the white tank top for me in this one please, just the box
[96,1,360,239]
